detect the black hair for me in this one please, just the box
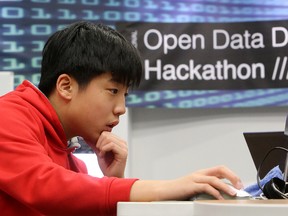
[38,21,142,96]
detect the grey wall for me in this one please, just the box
[0,72,14,96]
[126,107,288,186]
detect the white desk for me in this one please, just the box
[117,201,194,216]
[117,200,288,216]
[194,200,288,216]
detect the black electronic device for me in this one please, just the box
[244,131,287,179]
[243,115,288,199]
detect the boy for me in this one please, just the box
[0,21,242,215]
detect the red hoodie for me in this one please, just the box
[0,80,137,216]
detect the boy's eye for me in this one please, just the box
[110,89,118,94]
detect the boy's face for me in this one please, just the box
[62,72,128,146]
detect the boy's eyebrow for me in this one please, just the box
[108,77,119,84]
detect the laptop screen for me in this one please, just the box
[243,131,288,179]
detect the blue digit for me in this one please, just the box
[124,0,140,7]
[82,10,100,20]
[161,14,174,22]
[3,42,24,52]
[205,5,218,14]
[176,15,190,22]
[58,9,77,19]
[191,3,204,13]
[31,41,45,52]
[177,3,189,12]
[31,25,52,35]
[31,57,42,69]
[3,59,25,70]
[126,94,142,104]
[103,11,121,21]
[59,0,76,4]
[124,12,140,21]
[1,7,24,19]
[31,8,51,19]
[144,92,160,102]
[143,12,158,22]
[81,0,99,5]
[105,0,120,6]
[143,0,158,9]
[161,1,174,11]
[31,0,50,2]
[2,24,24,35]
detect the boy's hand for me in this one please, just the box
[130,165,243,201]
[95,131,128,178]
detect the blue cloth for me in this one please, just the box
[244,165,283,197]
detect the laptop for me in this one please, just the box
[243,131,288,179]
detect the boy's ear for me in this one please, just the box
[56,74,74,100]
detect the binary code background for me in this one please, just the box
[1,0,288,108]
